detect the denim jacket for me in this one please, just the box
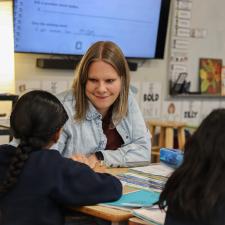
[52,90,151,167]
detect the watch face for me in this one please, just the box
[95,152,104,160]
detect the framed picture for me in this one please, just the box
[199,58,222,95]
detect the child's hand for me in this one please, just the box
[92,163,106,173]
[87,154,100,169]
[71,154,91,167]
[71,154,100,169]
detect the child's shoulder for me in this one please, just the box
[34,149,62,160]
[29,150,70,173]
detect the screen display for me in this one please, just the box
[14,0,170,58]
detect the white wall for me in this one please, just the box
[15,53,170,95]
[3,0,225,144]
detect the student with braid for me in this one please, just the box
[0,90,122,225]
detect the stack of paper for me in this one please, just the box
[117,172,165,192]
[117,164,174,192]
[132,206,166,225]
[130,164,174,177]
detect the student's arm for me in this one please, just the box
[49,154,122,206]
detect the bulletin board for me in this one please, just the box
[169,0,225,92]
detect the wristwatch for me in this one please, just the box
[95,151,104,161]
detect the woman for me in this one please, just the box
[0,90,122,225]
[158,108,225,225]
[54,41,151,167]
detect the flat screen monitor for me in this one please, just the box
[13,0,171,59]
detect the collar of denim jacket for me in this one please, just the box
[86,101,102,120]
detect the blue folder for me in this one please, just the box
[104,189,160,208]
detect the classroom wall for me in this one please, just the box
[2,0,225,143]
[1,0,172,143]
[14,0,172,96]
[14,52,170,99]
[14,22,172,121]
[14,2,173,117]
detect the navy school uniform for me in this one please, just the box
[0,145,122,225]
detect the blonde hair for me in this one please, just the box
[73,41,130,123]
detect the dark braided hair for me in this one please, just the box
[0,90,68,194]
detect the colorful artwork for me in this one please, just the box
[199,58,222,95]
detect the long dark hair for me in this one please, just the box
[158,108,225,222]
[0,90,68,194]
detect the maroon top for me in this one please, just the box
[102,109,124,150]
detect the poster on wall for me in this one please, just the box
[161,100,182,121]
[16,80,41,96]
[41,81,69,94]
[199,58,222,95]
[169,0,192,85]
[141,82,161,119]
[180,101,202,127]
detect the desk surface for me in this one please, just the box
[129,217,155,225]
[69,168,135,222]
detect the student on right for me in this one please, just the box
[158,108,225,225]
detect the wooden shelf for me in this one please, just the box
[169,94,225,99]
[0,94,18,104]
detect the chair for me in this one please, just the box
[146,120,187,163]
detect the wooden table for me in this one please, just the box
[129,217,155,225]
[69,167,160,225]
[69,168,134,224]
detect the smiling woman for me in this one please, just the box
[86,60,122,117]
[53,41,151,168]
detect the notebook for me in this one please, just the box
[132,206,166,225]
